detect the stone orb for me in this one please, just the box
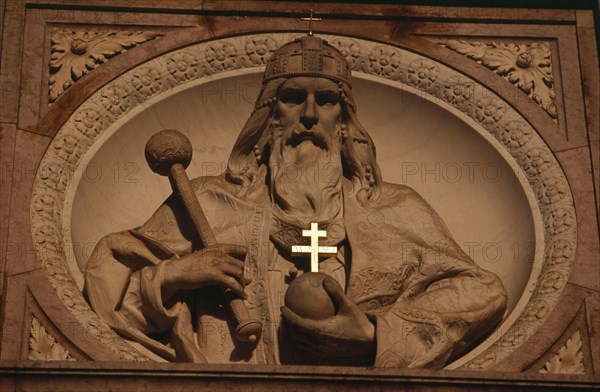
[284,272,339,320]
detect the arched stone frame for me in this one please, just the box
[29,32,577,368]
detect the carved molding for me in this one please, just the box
[28,316,75,361]
[539,330,585,375]
[31,33,577,367]
[444,40,557,122]
[49,30,161,103]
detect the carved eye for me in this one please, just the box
[315,91,340,106]
[279,89,306,105]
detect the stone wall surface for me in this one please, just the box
[0,1,598,390]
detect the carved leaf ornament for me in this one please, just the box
[49,31,159,102]
[28,316,75,361]
[539,330,585,375]
[445,40,557,121]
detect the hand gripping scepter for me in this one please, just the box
[145,129,263,343]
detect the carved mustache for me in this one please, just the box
[284,125,329,150]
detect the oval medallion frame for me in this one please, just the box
[30,33,577,369]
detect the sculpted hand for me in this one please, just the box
[162,244,248,299]
[281,278,375,357]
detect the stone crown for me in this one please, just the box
[263,35,352,86]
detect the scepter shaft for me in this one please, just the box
[145,129,262,344]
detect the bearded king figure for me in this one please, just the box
[85,35,508,368]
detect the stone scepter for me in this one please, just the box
[145,129,263,343]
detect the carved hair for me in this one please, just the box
[226,78,382,204]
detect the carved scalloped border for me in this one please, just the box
[30,33,577,367]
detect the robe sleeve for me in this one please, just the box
[374,261,507,368]
[347,183,508,369]
[84,192,197,358]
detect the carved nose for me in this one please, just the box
[300,95,318,129]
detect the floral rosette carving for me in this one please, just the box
[59,286,93,313]
[474,97,506,128]
[441,76,474,110]
[38,162,69,193]
[205,42,237,71]
[497,322,538,348]
[49,30,159,103]
[44,257,72,285]
[464,352,496,369]
[445,40,557,121]
[32,193,57,221]
[74,108,102,140]
[536,177,567,206]
[53,135,82,164]
[167,51,199,82]
[368,45,401,77]
[131,67,163,98]
[497,120,532,151]
[538,271,566,294]
[522,300,550,322]
[545,240,574,266]
[34,225,61,253]
[245,37,277,65]
[330,38,361,66]
[520,148,553,178]
[100,85,131,117]
[407,59,439,90]
[544,209,575,236]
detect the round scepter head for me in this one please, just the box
[145,129,193,176]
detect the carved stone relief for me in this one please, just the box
[444,40,557,122]
[30,33,576,368]
[539,330,585,375]
[49,30,161,103]
[28,316,75,361]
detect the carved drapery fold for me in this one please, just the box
[49,30,160,103]
[444,40,557,122]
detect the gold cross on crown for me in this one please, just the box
[300,9,322,36]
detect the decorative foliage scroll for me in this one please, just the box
[539,330,585,375]
[444,40,557,122]
[49,30,160,103]
[28,316,75,361]
[32,33,576,367]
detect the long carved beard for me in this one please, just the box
[268,120,344,228]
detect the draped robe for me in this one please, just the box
[84,174,507,368]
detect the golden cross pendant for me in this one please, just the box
[300,9,322,36]
[291,222,337,272]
